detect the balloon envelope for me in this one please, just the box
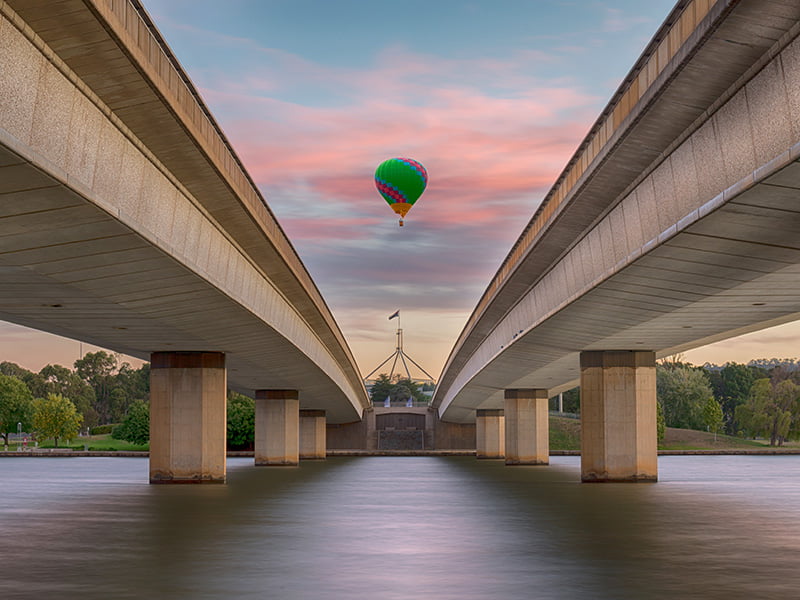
[374,158,427,218]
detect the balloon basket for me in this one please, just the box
[399,219,404,227]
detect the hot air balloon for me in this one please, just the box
[374,158,427,226]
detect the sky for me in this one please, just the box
[2,0,798,376]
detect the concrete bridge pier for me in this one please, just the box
[580,351,657,482]
[363,407,378,451]
[476,409,505,459]
[299,410,326,459]
[149,352,227,484]
[255,390,300,465]
[504,389,549,465]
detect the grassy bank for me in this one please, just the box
[548,415,796,451]
[10,434,149,452]
[549,415,582,450]
[6,419,793,453]
[659,428,782,451]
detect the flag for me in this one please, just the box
[388,310,400,320]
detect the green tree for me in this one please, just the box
[32,393,83,447]
[398,377,427,405]
[0,361,30,379]
[0,374,34,447]
[706,362,766,435]
[702,396,724,441]
[108,387,132,423]
[115,362,150,404]
[562,387,580,414]
[39,364,98,428]
[657,363,713,430]
[657,401,665,444]
[734,380,771,440]
[735,378,800,446]
[369,374,394,405]
[369,374,427,406]
[392,381,413,405]
[1,362,47,401]
[74,351,119,423]
[112,400,149,445]
[227,391,254,449]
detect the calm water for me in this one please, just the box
[1,455,799,599]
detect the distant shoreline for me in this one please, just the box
[2,449,800,457]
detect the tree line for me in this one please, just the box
[0,351,259,449]
[552,357,800,446]
[3,351,798,448]
[0,351,149,447]
[657,357,800,445]
[368,374,432,406]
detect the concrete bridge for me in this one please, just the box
[432,0,800,481]
[0,0,369,482]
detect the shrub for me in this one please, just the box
[90,424,115,435]
[112,401,149,445]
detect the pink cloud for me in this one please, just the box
[279,215,381,242]
[205,82,595,234]
[184,41,604,374]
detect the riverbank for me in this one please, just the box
[2,418,794,457]
[2,448,800,457]
[548,415,799,452]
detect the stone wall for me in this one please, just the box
[434,420,476,450]
[326,408,477,450]
[326,420,368,450]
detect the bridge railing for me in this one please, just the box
[99,0,326,322]
[76,0,367,400]
[461,0,715,338]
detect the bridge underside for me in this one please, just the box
[441,155,800,423]
[437,1,800,423]
[0,142,360,423]
[0,0,367,424]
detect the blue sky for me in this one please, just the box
[143,1,673,90]
[3,0,798,375]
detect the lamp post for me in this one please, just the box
[17,422,21,451]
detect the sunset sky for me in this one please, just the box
[2,0,798,376]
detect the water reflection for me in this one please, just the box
[1,456,799,599]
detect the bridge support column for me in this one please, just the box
[476,409,504,459]
[149,352,227,484]
[365,407,377,451]
[580,351,657,482]
[504,389,549,465]
[255,390,299,466]
[299,410,326,459]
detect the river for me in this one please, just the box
[1,455,798,599]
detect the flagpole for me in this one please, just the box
[396,312,402,353]
[364,310,435,407]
